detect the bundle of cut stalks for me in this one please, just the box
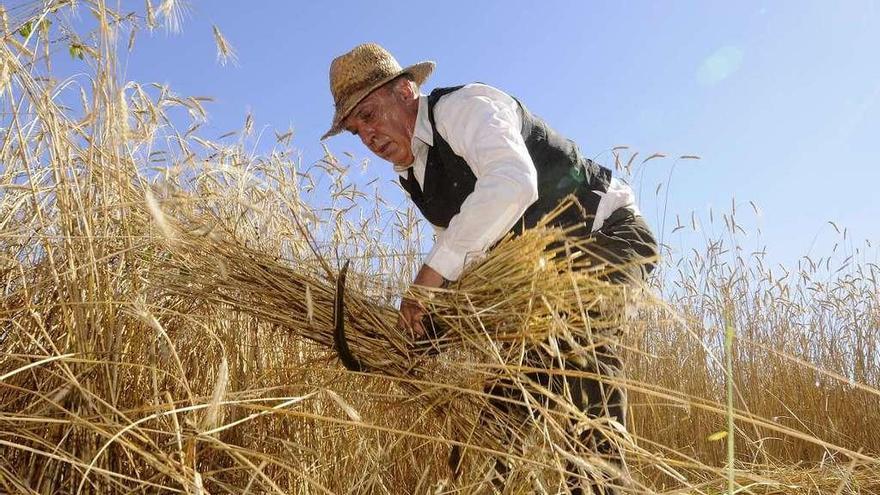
[146,196,643,475]
[153,200,629,368]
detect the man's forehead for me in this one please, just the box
[344,90,386,126]
[358,87,389,109]
[353,96,376,114]
[343,102,368,129]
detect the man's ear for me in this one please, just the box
[391,77,416,100]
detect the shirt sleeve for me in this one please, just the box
[423,84,539,281]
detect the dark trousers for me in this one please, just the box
[481,208,657,494]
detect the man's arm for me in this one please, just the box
[398,84,539,337]
[424,83,539,281]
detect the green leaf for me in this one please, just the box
[18,18,51,38]
[69,43,84,60]
[19,21,33,38]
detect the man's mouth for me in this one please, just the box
[377,142,391,156]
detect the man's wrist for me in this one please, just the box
[413,264,447,288]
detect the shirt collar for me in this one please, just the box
[394,94,433,174]
[413,94,434,147]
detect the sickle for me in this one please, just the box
[333,260,367,372]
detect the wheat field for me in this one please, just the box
[1,2,878,494]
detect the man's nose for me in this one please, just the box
[359,126,377,149]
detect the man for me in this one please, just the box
[322,43,657,493]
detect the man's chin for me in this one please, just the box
[390,156,414,168]
[383,151,405,166]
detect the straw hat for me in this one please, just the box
[321,43,435,140]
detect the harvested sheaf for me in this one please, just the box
[145,195,644,476]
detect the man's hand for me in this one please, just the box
[397,264,447,339]
[397,297,427,339]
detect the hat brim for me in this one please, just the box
[321,61,435,141]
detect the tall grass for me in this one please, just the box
[1,2,878,493]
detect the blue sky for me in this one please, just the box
[39,1,880,266]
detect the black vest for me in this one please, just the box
[399,85,611,235]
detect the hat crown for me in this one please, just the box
[329,43,402,109]
[321,43,433,140]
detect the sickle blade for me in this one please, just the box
[333,260,366,372]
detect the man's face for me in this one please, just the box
[343,79,417,167]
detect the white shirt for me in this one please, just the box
[398,83,638,281]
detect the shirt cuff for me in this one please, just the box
[424,242,482,282]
